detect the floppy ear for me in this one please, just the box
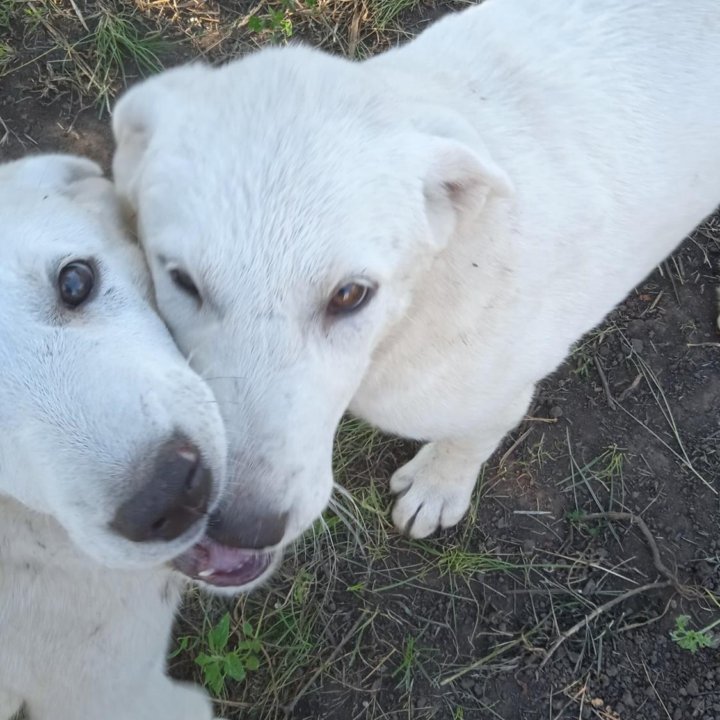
[112,64,206,210]
[421,137,513,249]
[406,105,513,249]
[0,154,102,192]
[111,80,160,212]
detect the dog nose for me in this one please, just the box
[111,436,212,543]
[208,510,288,550]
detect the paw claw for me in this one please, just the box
[389,445,477,538]
[403,501,425,536]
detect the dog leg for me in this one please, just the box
[25,676,217,720]
[0,689,23,720]
[142,678,219,720]
[390,387,534,538]
[143,678,222,720]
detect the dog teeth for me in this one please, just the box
[178,447,199,463]
[197,568,216,578]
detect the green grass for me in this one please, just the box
[84,9,166,110]
[373,0,423,30]
[0,41,13,68]
[419,543,521,579]
[393,635,420,691]
[0,0,16,29]
[0,2,167,110]
[560,440,627,518]
[569,324,619,378]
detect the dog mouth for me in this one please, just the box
[172,537,276,588]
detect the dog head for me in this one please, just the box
[112,46,512,585]
[0,154,229,572]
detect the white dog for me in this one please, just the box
[0,155,235,720]
[112,0,720,551]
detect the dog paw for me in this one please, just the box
[390,444,476,538]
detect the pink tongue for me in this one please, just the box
[179,538,274,587]
[204,540,258,573]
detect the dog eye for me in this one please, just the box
[58,261,95,308]
[327,281,374,315]
[169,267,200,300]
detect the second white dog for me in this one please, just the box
[0,155,228,720]
[113,0,720,547]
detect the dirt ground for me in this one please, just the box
[2,2,719,719]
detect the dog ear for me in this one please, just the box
[0,154,103,192]
[111,82,157,211]
[408,106,513,249]
[112,65,205,210]
[0,154,125,229]
[421,136,513,250]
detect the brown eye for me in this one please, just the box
[58,261,95,308]
[169,267,200,300]
[328,281,374,315]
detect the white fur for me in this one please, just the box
[0,155,226,719]
[112,0,720,544]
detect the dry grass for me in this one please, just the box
[0,0,449,114]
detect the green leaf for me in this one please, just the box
[203,662,224,696]
[195,652,215,667]
[236,639,259,651]
[242,621,254,636]
[676,615,690,632]
[224,653,247,682]
[208,613,231,653]
[169,635,194,659]
[245,654,260,671]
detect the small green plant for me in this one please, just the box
[671,614,720,653]
[195,613,261,696]
[292,568,313,604]
[567,509,585,524]
[169,634,198,658]
[22,2,49,32]
[393,635,418,692]
[0,41,13,69]
[566,511,606,538]
[570,342,593,378]
[247,0,301,39]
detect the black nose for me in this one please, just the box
[111,436,212,543]
[208,510,288,550]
